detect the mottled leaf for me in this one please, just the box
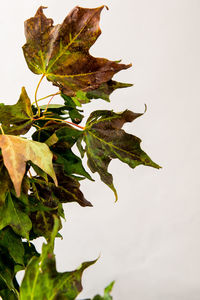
[0,193,32,239]
[75,81,133,104]
[0,87,33,135]
[16,180,63,239]
[0,135,57,197]
[20,218,96,300]
[23,6,131,97]
[82,110,161,200]
[32,165,92,207]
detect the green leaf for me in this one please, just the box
[0,163,12,207]
[92,281,114,300]
[82,110,161,200]
[0,87,33,135]
[0,248,19,296]
[20,218,97,300]
[0,258,15,292]
[61,94,84,124]
[23,6,131,97]
[0,289,18,300]
[0,135,57,197]
[22,242,40,267]
[32,122,93,180]
[0,192,32,239]
[0,228,24,266]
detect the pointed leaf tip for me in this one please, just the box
[23,5,131,97]
[83,109,160,199]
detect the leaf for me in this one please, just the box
[92,281,115,300]
[23,6,131,97]
[22,242,40,266]
[77,81,133,104]
[0,289,18,300]
[16,179,63,239]
[0,163,12,207]
[0,228,24,266]
[0,257,15,292]
[32,165,92,207]
[0,192,32,239]
[61,94,84,124]
[82,110,161,200]
[20,218,97,300]
[0,87,33,135]
[0,135,57,197]
[32,122,92,180]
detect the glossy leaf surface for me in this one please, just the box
[23,6,131,97]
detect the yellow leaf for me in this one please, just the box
[0,135,57,197]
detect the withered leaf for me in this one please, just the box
[23,6,131,97]
[0,135,57,197]
[82,110,161,200]
[0,87,33,135]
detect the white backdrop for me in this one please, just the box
[1,0,200,299]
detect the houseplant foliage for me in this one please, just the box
[0,5,160,300]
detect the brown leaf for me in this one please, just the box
[0,135,57,197]
[23,6,131,96]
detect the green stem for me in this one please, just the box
[0,125,4,135]
[34,74,45,117]
[33,92,61,104]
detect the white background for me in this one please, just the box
[1,0,200,299]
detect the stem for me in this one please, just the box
[44,94,57,113]
[32,124,41,129]
[34,74,45,117]
[34,117,84,130]
[0,125,4,135]
[33,92,61,104]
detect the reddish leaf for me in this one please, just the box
[23,6,131,96]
